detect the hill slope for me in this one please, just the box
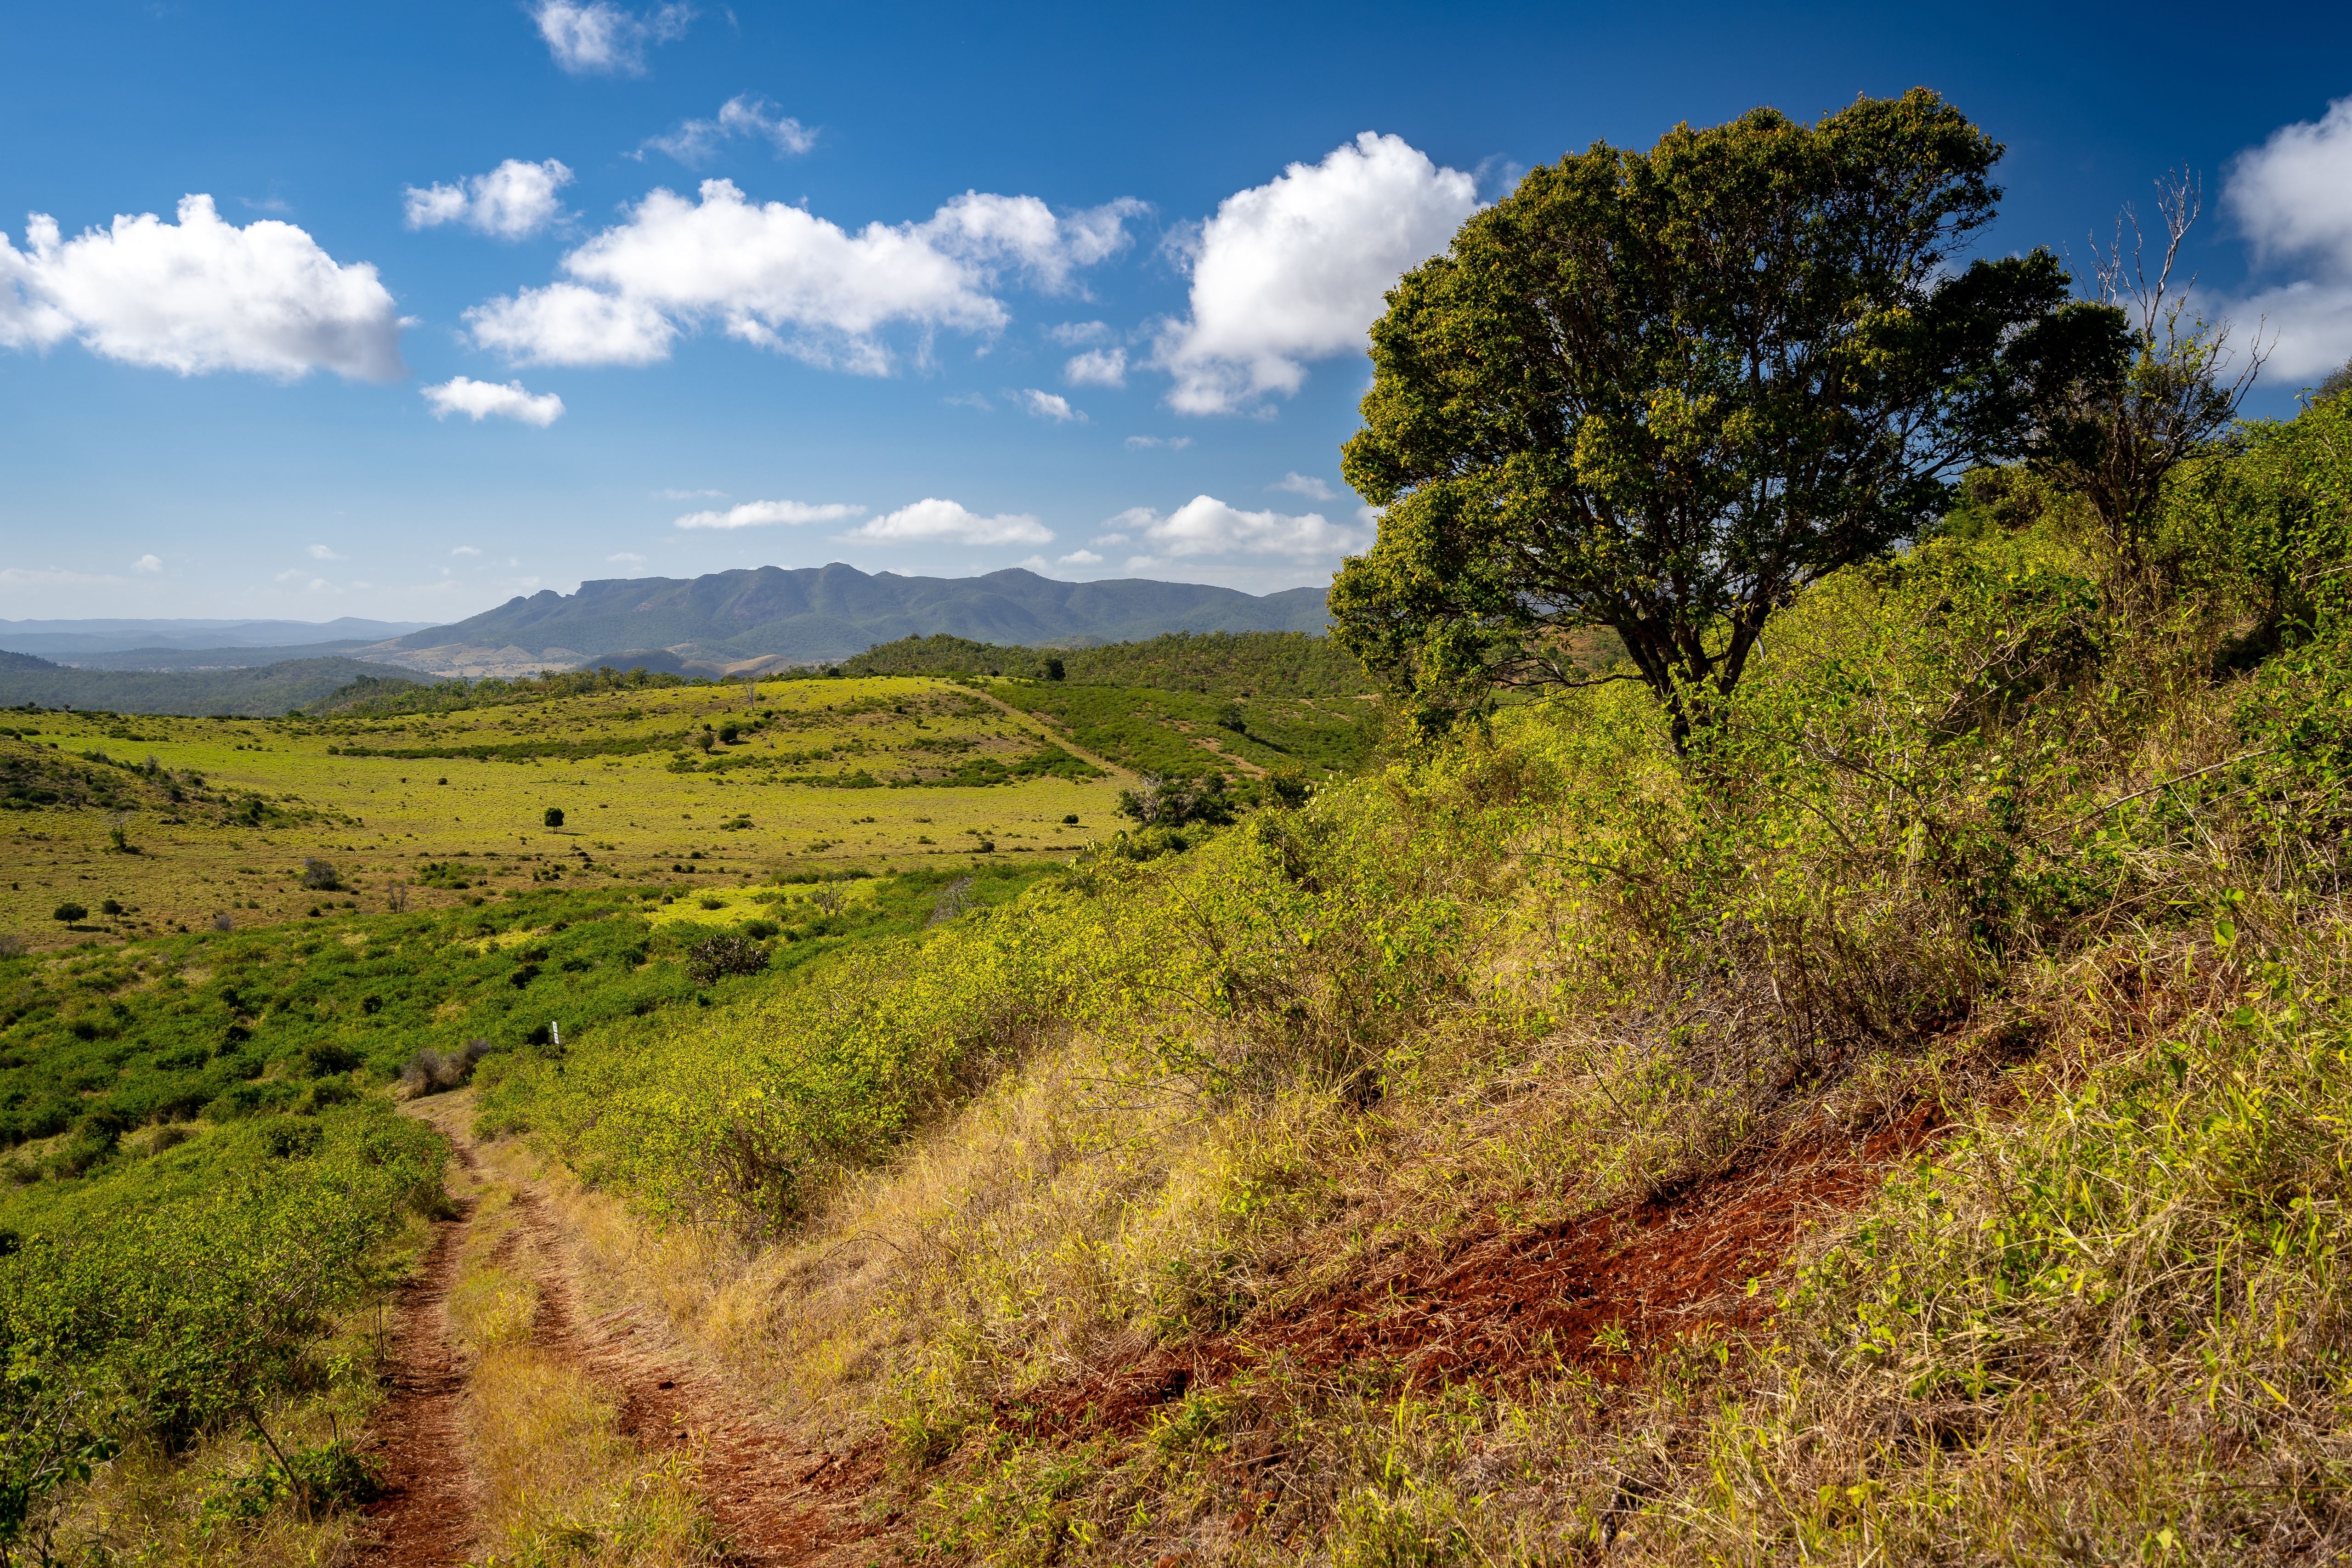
[372,565,1330,673]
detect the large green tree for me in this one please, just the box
[1330,89,2099,747]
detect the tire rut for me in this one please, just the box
[396,1098,892,1567]
[358,1144,479,1566]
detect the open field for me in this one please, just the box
[0,675,1138,951]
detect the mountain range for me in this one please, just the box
[0,568,1335,685]
[366,565,1332,678]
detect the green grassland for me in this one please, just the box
[0,675,1142,951]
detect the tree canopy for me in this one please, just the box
[1329,89,2096,746]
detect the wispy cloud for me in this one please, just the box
[531,0,692,76]
[673,498,865,529]
[1064,347,1125,388]
[1016,388,1085,423]
[1271,470,1335,500]
[840,498,1051,546]
[645,95,815,165]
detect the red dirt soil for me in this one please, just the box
[357,1189,477,1566]
[1026,1104,1942,1437]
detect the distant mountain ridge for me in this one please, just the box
[371,565,1331,677]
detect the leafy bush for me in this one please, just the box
[0,1104,442,1551]
[51,903,85,924]
[684,934,769,988]
[299,857,338,891]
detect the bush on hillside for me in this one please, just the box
[399,1039,490,1096]
[684,933,769,987]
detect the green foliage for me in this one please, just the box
[0,887,726,1155]
[1329,89,2081,744]
[0,1102,441,1552]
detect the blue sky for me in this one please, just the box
[5,0,2351,626]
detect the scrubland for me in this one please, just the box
[464,395,2352,1562]
[7,394,2352,1562]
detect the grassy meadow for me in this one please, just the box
[0,674,1148,951]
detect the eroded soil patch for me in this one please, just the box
[1029,1104,1942,1436]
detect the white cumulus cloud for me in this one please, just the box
[452,545,483,555]
[1017,388,1084,422]
[133,553,162,574]
[465,181,1142,372]
[1272,471,1336,500]
[673,498,865,529]
[306,544,344,560]
[532,0,691,76]
[842,498,1051,546]
[1153,132,1478,414]
[466,282,677,367]
[2227,95,2352,380]
[646,95,816,164]
[1064,346,1125,387]
[1056,549,1104,566]
[1117,495,1371,560]
[423,376,566,426]
[0,194,403,380]
[405,159,573,239]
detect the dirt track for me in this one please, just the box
[358,1171,476,1567]
[359,1099,888,1566]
